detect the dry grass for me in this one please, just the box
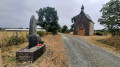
[98,35,120,50]
[73,34,120,56]
[1,33,68,67]
[0,31,28,47]
[0,49,3,67]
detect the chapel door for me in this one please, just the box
[79,28,83,35]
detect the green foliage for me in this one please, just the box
[8,35,26,46]
[26,34,29,38]
[8,36,20,46]
[61,25,70,33]
[71,15,79,23]
[94,29,108,36]
[94,31,104,36]
[61,25,68,33]
[36,6,60,34]
[58,27,62,32]
[26,31,46,38]
[65,30,70,33]
[37,31,46,36]
[98,0,120,36]
[70,24,74,32]
[70,15,79,32]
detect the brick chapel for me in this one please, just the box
[74,5,94,36]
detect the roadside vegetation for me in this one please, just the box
[97,0,120,50]
[1,31,68,67]
[98,0,120,36]
[97,35,120,50]
[0,31,28,48]
[61,25,70,34]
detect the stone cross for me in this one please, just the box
[28,15,41,49]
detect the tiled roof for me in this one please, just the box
[83,11,92,21]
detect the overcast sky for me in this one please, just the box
[0,0,110,30]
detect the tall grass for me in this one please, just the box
[0,31,28,48]
[98,35,120,50]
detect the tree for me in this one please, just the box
[70,24,74,31]
[71,15,79,23]
[36,6,60,34]
[61,25,68,33]
[98,0,120,36]
[70,15,79,32]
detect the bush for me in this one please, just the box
[0,35,26,47]
[8,36,19,46]
[65,30,70,33]
[8,35,26,46]
[52,30,57,35]
[94,31,105,36]
[37,31,46,36]
[94,32,103,36]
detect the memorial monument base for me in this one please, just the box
[16,42,46,63]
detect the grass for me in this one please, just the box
[1,31,68,67]
[0,31,28,47]
[97,35,120,50]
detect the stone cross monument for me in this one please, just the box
[28,15,41,48]
[16,15,46,62]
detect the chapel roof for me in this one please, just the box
[80,5,92,21]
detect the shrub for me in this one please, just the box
[52,30,57,35]
[65,30,70,33]
[8,35,26,46]
[37,31,46,36]
[94,31,104,36]
[0,35,26,47]
[8,36,19,46]
[26,34,29,38]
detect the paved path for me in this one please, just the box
[61,34,120,67]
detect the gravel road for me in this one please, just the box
[61,34,120,67]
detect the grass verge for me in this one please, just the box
[97,35,120,50]
[1,34,68,67]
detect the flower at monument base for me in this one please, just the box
[37,43,42,46]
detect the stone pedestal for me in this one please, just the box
[16,42,46,62]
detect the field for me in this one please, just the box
[0,31,68,67]
[0,31,28,47]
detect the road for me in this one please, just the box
[61,34,120,67]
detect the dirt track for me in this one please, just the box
[61,34,120,67]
